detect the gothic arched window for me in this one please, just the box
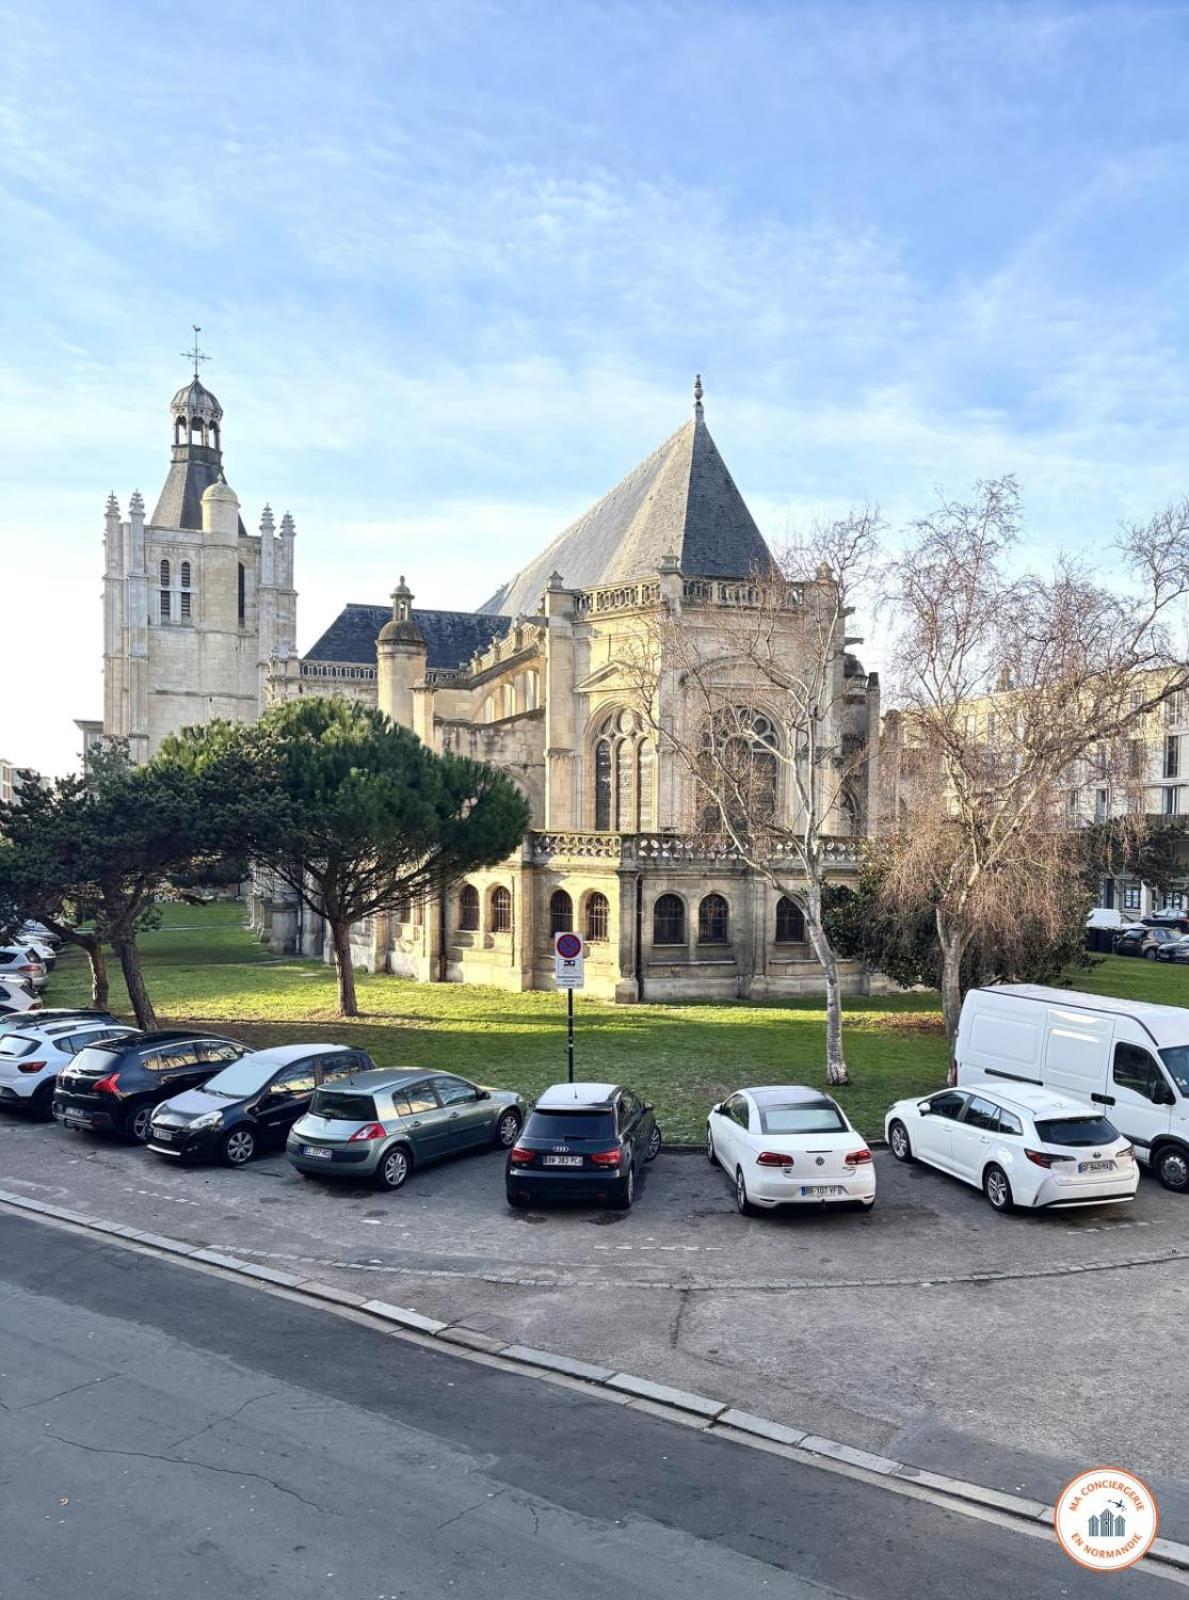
[549,889,573,935]
[491,886,512,934]
[698,893,729,945]
[585,892,609,942]
[653,893,685,946]
[700,710,779,834]
[458,884,480,931]
[775,896,805,943]
[591,709,653,831]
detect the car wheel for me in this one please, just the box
[706,1124,717,1165]
[611,1162,635,1210]
[221,1126,256,1167]
[888,1119,913,1162]
[29,1082,55,1123]
[1154,1144,1189,1193]
[376,1144,411,1191]
[646,1124,662,1162]
[983,1163,1014,1213]
[1145,948,1158,960]
[129,1105,154,1144]
[493,1109,521,1148]
[735,1166,758,1217]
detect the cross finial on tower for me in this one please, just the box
[693,373,704,417]
[182,325,210,380]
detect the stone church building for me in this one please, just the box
[95,371,878,1001]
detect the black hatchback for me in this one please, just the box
[53,1030,247,1143]
[148,1044,375,1166]
[506,1081,662,1211]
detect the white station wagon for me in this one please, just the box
[884,1082,1139,1213]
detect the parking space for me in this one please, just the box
[3,1108,1187,1535]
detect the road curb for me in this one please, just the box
[1,1186,1185,1574]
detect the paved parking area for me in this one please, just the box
[2,1109,1187,1534]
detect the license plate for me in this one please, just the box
[64,1109,88,1123]
[303,1145,332,1159]
[153,1128,172,1141]
[1079,1159,1114,1173]
[543,1155,583,1166]
[800,1184,847,1197]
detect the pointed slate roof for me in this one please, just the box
[151,453,243,532]
[480,406,773,616]
[304,604,509,670]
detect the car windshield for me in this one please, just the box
[0,1036,36,1058]
[757,1104,846,1134]
[525,1108,615,1140]
[311,1091,377,1121]
[1034,1115,1120,1147]
[1158,1047,1189,1096]
[203,1056,286,1098]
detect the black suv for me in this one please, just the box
[53,1030,247,1143]
[506,1081,662,1211]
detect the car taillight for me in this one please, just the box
[1117,1145,1134,1160]
[589,1149,621,1167]
[93,1073,120,1095]
[844,1148,873,1165]
[756,1151,794,1167]
[509,1146,535,1164]
[1024,1148,1057,1168]
[349,1122,385,1142]
[17,1060,48,1074]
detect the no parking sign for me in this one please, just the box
[554,931,585,988]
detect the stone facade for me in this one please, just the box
[263,383,882,1001]
[96,375,299,759]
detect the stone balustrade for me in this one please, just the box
[530,830,862,866]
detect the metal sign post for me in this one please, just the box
[553,932,585,1083]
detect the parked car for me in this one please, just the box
[53,1030,248,1143]
[886,1083,1139,1212]
[951,984,1189,1192]
[1155,935,1189,965]
[1114,925,1180,959]
[0,978,42,1017]
[149,1044,375,1166]
[18,921,59,946]
[706,1086,874,1215]
[289,1070,526,1190]
[0,1019,138,1120]
[1141,911,1189,933]
[0,947,48,991]
[506,1081,661,1211]
[0,1007,121,1037]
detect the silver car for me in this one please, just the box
[287,1068,527,1190]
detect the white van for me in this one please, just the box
[953,985,1189,1193]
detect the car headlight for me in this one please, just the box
[189,1111,223,1131]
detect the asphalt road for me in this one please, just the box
[0,1212,1174,1600]
[2,1110,1186,1534]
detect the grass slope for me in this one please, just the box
[50,905,1181,1140]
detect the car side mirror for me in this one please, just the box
[916,1102,931,1115]
[711,1102,723,1115]
[1158,1083,1177,1106]
[643,1101,654,1113]
[477,1089,489,1100]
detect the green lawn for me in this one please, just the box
[49,905,1176,1141]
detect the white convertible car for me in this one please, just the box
[706,1085,875,1214]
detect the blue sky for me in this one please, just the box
[3,0,1189,772]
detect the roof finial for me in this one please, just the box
[182,324,210,381]
[693,373,704,418]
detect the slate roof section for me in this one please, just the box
[150,452,248,536]
[480,411,774,616]
[304,604,509,670]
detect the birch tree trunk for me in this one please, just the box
[936,910,969,1047]
[804,886,849,1085]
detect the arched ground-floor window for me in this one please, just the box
[585,891,609,942]
[653,893,685,946]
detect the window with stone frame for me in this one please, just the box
[591,709,654,831]
[491,886,513,934]
[458,884,480,931]
[697,893,729,945]
[775,896,806,943]
[549,889,573,935]
[698,710,778,836]
[585,891,610,943]
[652,893,685,946]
